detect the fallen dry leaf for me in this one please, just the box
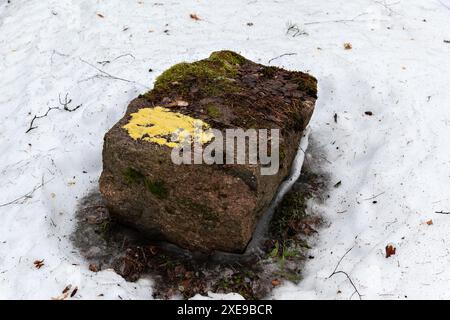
[426,219,433,225]
[71,286,78,298]
[344,42,352,50]
[190,13,201,21]
[34,259,44,269]
[166,100,189,108]
[89,264,99,273]
[97,13,104,18]
[52,285,78,300]
[385,244,396,258]
[62,285,72,294]
[271,279,281,286]
[52,291,70,300]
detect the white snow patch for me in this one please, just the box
[0,0,449,299]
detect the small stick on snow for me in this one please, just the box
[97,53,136,66]
[438,0,450,11]
[58,93,82,112]
[328,246,363,300]
[0,177,54,208]
[436,211,450,214]
[305,12,368,25]
[268,53,297,64]
[363,191,386,201]
[26,93,82,133]
[26,107,60,133]
[79,58,148,88]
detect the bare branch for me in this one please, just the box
[268,53,297,64]
[97,53,136,67]
[26,93,82,133]
[79,58,148,89]
[328,246,363,300]
[286,22,308,37]
[0,177,54,208]
[59,93,81,112]
[363,191,386,201]
[438,0,450,11]
[26,107,60,133]
[305,12,368,25]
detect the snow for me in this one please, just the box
[0,0,449,299]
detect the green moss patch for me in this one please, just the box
[149,51,247,98]
[206,105,222,118]
[123,167,168,199]
[292,73,318,98]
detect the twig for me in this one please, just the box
[286,22,308,37]
[374,1,400,16]
[305,12,368,25]
[26,107,60,133]
[26,93,82,133]
[268,53,297,64]
[0,177,54,208]
[58,93,82,112]
[328,246,362,300]
[97,53,136,67]
[436,211,450,214]
[438,0,450,11]
[79,58,148,88]
[363,191,385,201]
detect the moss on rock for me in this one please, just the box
[292,73,318,98]
[123,167,168,199]
[149,51,247,98]
[206,105,222,118]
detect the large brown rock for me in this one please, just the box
[99,51,316,253]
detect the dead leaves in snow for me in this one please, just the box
[385,244,396,258]
[190,13,202,21]
[89,263,100,273]
[271,279,281,286]
[52,285,79,300]
[344,42,352,50]
[34,259,44,269]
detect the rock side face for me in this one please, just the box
[99,51,317,253]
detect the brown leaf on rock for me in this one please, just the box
[166,100,189,108]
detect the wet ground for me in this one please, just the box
[71,135,330,299]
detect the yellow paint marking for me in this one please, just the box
[123,107,214,147]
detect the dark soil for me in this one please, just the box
[72,136,330,299]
